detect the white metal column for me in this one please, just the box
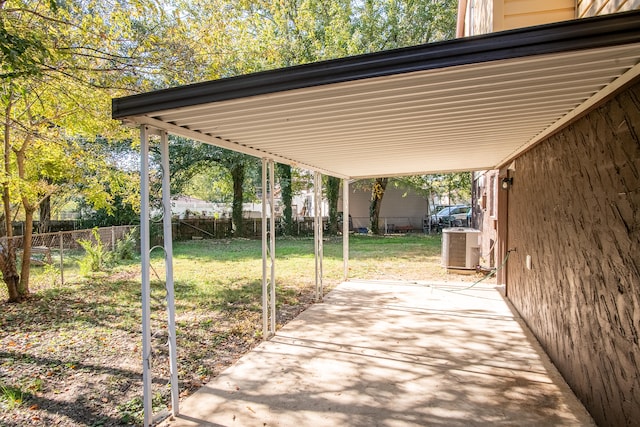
[342,179,349,281]
[139,126,153,427]
[268,160,276,334]
[160,131,179,416]
[314,172,324,301]
[261,158,276,339]
[261,160,268,338]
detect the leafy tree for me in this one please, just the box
[369,177,388,234]
[325,176,341,235]
[165,137,260,236]
[0,0,162,301]
[397,172,472,212]
[353,0,457,52]
[276,164,294,235]
[355,0,457,232]
[182,166,233,204]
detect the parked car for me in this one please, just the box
[431,205,471,227]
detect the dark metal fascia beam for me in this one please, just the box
[112,10,640,119]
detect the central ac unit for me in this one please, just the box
[442,228,481,270]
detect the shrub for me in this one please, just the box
[112,228,137,262]
[77,229,107,275]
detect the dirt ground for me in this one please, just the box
[0,270,318,427]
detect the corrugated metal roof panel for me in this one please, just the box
[113,10,640,178]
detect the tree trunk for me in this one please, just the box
[369,177,388,235]
[16,147,33,298]
[18,207,34,297]
[1,92,21,302]
[39,194,51,233]
[230,163,245,237]
[326,176,340,235]
[277,164,293,235]
[0,241,20,302]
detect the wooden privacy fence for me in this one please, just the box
[173,216,428,239]
[173,218,321,239]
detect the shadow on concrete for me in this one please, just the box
[161,280,593,427]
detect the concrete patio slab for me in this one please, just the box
[159,280,594,427]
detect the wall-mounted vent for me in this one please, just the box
[442,228,481,270]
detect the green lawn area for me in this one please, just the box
[0,234,452,426]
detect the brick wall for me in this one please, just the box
[506,80,640,426]
[471,170,499,267]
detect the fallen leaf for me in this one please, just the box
[29,404,39,410]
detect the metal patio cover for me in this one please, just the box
[112,11,640,179]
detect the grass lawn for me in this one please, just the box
[0,234,469,426]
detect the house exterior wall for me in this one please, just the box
[496,0,576,31]
[462,0,640,37]
[339,184,429,231]
[578,0,640,17]
[462,0,575,36]
[506,80,640,427]
[471,170,499,267]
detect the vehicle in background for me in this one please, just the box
[431,205,471,227]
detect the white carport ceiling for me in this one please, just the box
[113,11,640,179]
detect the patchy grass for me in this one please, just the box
[0,383,26,410]
[0,234,480,426]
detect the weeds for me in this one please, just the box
[77,229,108,275]
[0,383,25,410]
[111,228,137,262]
[24,377,44,394]
[116,396,143,424]
[77,228,138,276]
[116,392,165,425]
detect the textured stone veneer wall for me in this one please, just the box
[506,80,640,426]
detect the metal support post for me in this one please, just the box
[314,172,324,301]
[268,160,276,334]
[160,131,179,416]
[139,126,153,427]
[342,179,349,281]
[261,159,268,338]
[261,158,277,339]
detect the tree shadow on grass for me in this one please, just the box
[0,279,143,335]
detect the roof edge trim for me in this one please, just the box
[112,10,640,119]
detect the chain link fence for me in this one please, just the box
[0,225,137,285]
